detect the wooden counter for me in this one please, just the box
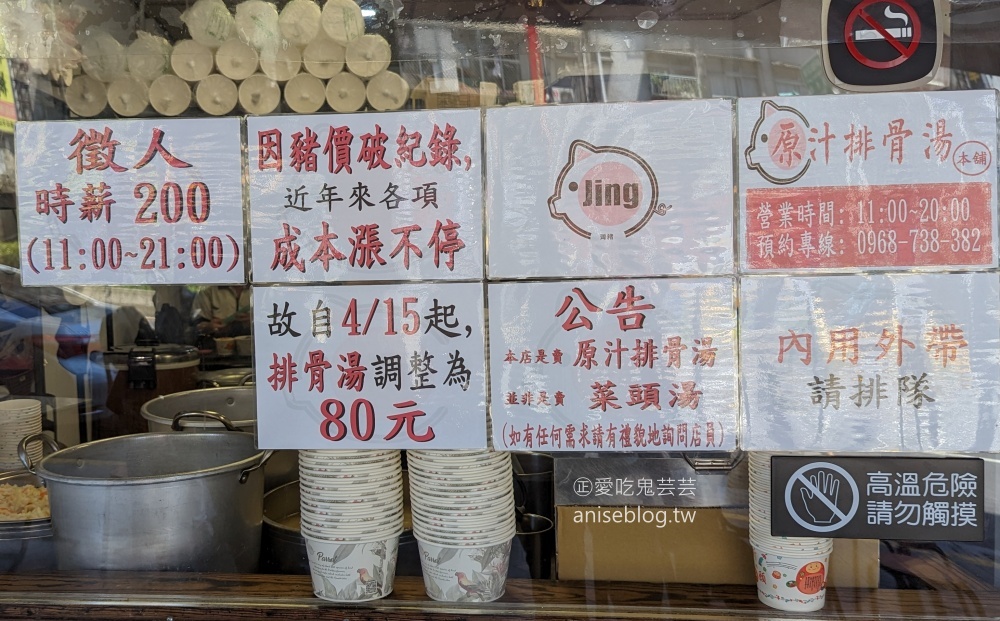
[0,574,996,620]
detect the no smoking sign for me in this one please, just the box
[823,0,943,91]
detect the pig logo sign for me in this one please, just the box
[744,100,812,185]
[548,140,669,239]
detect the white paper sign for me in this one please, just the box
[253,283,486,449]
[488,278,737,452]
[15,118,245,285]
[739,91,999,271]
[247,111,483,283]
[486,100,734,279]
[740,273,1000,452]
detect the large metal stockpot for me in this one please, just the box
[140,386,297,490]
[22,431,270,572]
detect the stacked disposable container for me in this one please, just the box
[0,400,43,472]
[748,452,832,612]
[298,449,402,602]
[407,449,515,602]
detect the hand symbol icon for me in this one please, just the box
[799,471,841,525]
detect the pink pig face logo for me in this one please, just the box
[548,140,669,239]
[745,100,812,185]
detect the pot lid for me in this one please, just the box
[196,367,254,386]
[102,344,199,366]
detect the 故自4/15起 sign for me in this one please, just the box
[739,90,997,272]
[16,119,245,285]
[253,283,486,449]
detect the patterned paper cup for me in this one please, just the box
[414,523,517,548]
[301,520,404,542]
[752,545,830,612]
[305,534,400,602]
[407,453,509,467]
[417,538,512,602]
[299,478,403,497]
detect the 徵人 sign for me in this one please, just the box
[253,283,486,449]
[740,272,1000,451]
[739,90,998,271]
[486,100,734,279]
[15,118,245,285]
[489,278,738,452]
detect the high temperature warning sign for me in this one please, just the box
[823,0,943,91]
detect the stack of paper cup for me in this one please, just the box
[407,449,515,603]
[0,400,43,472]
[748,452,832,612]
[298,449,402,602]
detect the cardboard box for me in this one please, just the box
[556,505,879,587]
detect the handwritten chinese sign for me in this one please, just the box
[16,119,245,285]
[739,91,998,271]
[488,278,737,452]
[253,283,486,449]
[247,110,483,283]
[740,273,1000,451]
[486,100,734,279]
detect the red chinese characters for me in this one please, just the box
[269,220,466,274]
[256,123,473,173]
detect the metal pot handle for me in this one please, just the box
[683,449,745,473]
[238,373,254,386]
[171,411,243,432]
[239,450,274,484]
[17,433,62,473]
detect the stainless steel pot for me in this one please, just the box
[0,471,55,572]
[261,480,308,575]
[141,386,256,431]
[140,386,298,490]
[21,431,271,572]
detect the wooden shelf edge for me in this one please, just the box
[0,574,994,620]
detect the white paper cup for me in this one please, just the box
[300,499,401,518]
[411,449,499,457]
[409,491,513,509]
[409,479,512,496]
[299,473,402,488]
[408,473,511,486]
[753,546,830,612]
[305,534,399,602]
[414,524,517,548]
[302,507,404,525]
[298,465,399,478]
[417,538,511,602]
[408,451,508,464]
[300,451,398,462]
[300,479,403,496]
[299,459,400,472]
[215,337,236,356]
[302,517,404,540]
[408,465,511,480]
[413,522,517,543]
[0,400,41,415]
